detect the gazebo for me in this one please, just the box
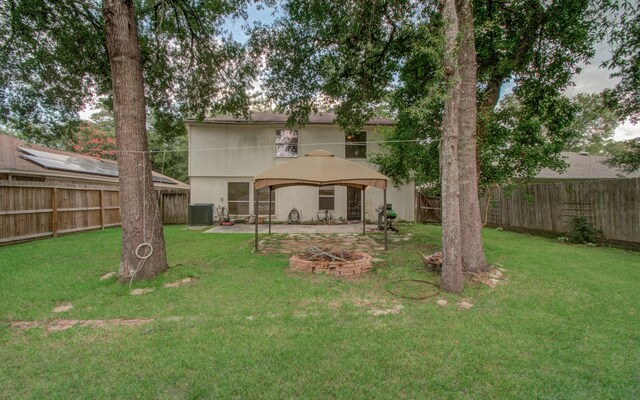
[252,150,392,251]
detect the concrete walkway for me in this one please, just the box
[203,223,381,234]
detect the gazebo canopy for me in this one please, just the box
[254,150,389,190]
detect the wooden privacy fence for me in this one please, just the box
[480,178,640,249]
[416,178,640,249]
[1,181,189,245]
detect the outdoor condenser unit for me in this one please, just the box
[188,203,214,226]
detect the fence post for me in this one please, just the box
[51,187,58,237]
[99,189,105,229]
[160,191,165,223]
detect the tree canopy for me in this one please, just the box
[564,93,620,155]
[252,0,612,190]
[606,1,640,123]
[0,0,257,143]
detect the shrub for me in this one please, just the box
[569,216,595,244]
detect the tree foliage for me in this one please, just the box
[69,122,117,160]
[375,0,610,190]
[250,0,421,131]
[69,105,189,182]
[606,137,640,173]
[605,0,640,123]
[148,110,189,183]
[0,0,257,143]
[1,0,255,282]
[253,0,611,190]
[564,93,620,155]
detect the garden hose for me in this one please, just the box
[287,207,301,224]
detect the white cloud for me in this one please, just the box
[615,120,640,141]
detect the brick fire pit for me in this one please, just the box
[289,252,373,277]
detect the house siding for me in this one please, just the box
[188,122,415,222]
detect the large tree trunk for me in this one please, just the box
[439,0,464,294]
[456,0,487,273]
[103,0,168,282]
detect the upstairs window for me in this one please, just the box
[345,131,367,158]
[275,130,299,158]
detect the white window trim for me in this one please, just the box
[275,129,299,159]
[318,186,335,211]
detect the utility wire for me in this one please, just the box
[114,138,426,154]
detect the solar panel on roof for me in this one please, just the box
[18,147,119,175]
[18,147,177,185]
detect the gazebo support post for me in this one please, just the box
[384,189,388,250]
[254,183,259,252]
[268,187,272,235]
[362,188,366,235]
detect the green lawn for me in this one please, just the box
[0,224,638,399]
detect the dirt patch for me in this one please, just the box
[10,318,153,332]
[466,267,508,288]
[130,288,155,295]
[458,300,474,310]
[52,302,73,313]
[368,304,404,316]
[163,277,197,288]
[100,272,117,281]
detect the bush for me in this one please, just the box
[569,216,595,244]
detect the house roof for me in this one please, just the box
[0,134,189,189]
[186,112,394,126]
[254,150,389,190]
[536,151,640,181]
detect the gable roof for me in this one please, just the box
[186,112,394,126]
[536,152,640,181]
[0,134,189,189]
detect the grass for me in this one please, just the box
[0,224,638,399]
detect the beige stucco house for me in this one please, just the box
[186,112,415,222]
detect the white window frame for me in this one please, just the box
[227,182,251,216]
[345,131,367,159]
[318,186,335,211]
[275,129,299,158]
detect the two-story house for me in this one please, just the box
[186,112,415,222]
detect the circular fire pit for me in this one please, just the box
[289,251,373,277]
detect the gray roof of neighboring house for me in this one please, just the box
[536,151,640,180]
[0,134,189,189]
[186,112,395,126]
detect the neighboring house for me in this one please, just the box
[535,151,640,181]
[0,133,189,190]
[186,112,415,222]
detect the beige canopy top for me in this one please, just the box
[254,150,389,190]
